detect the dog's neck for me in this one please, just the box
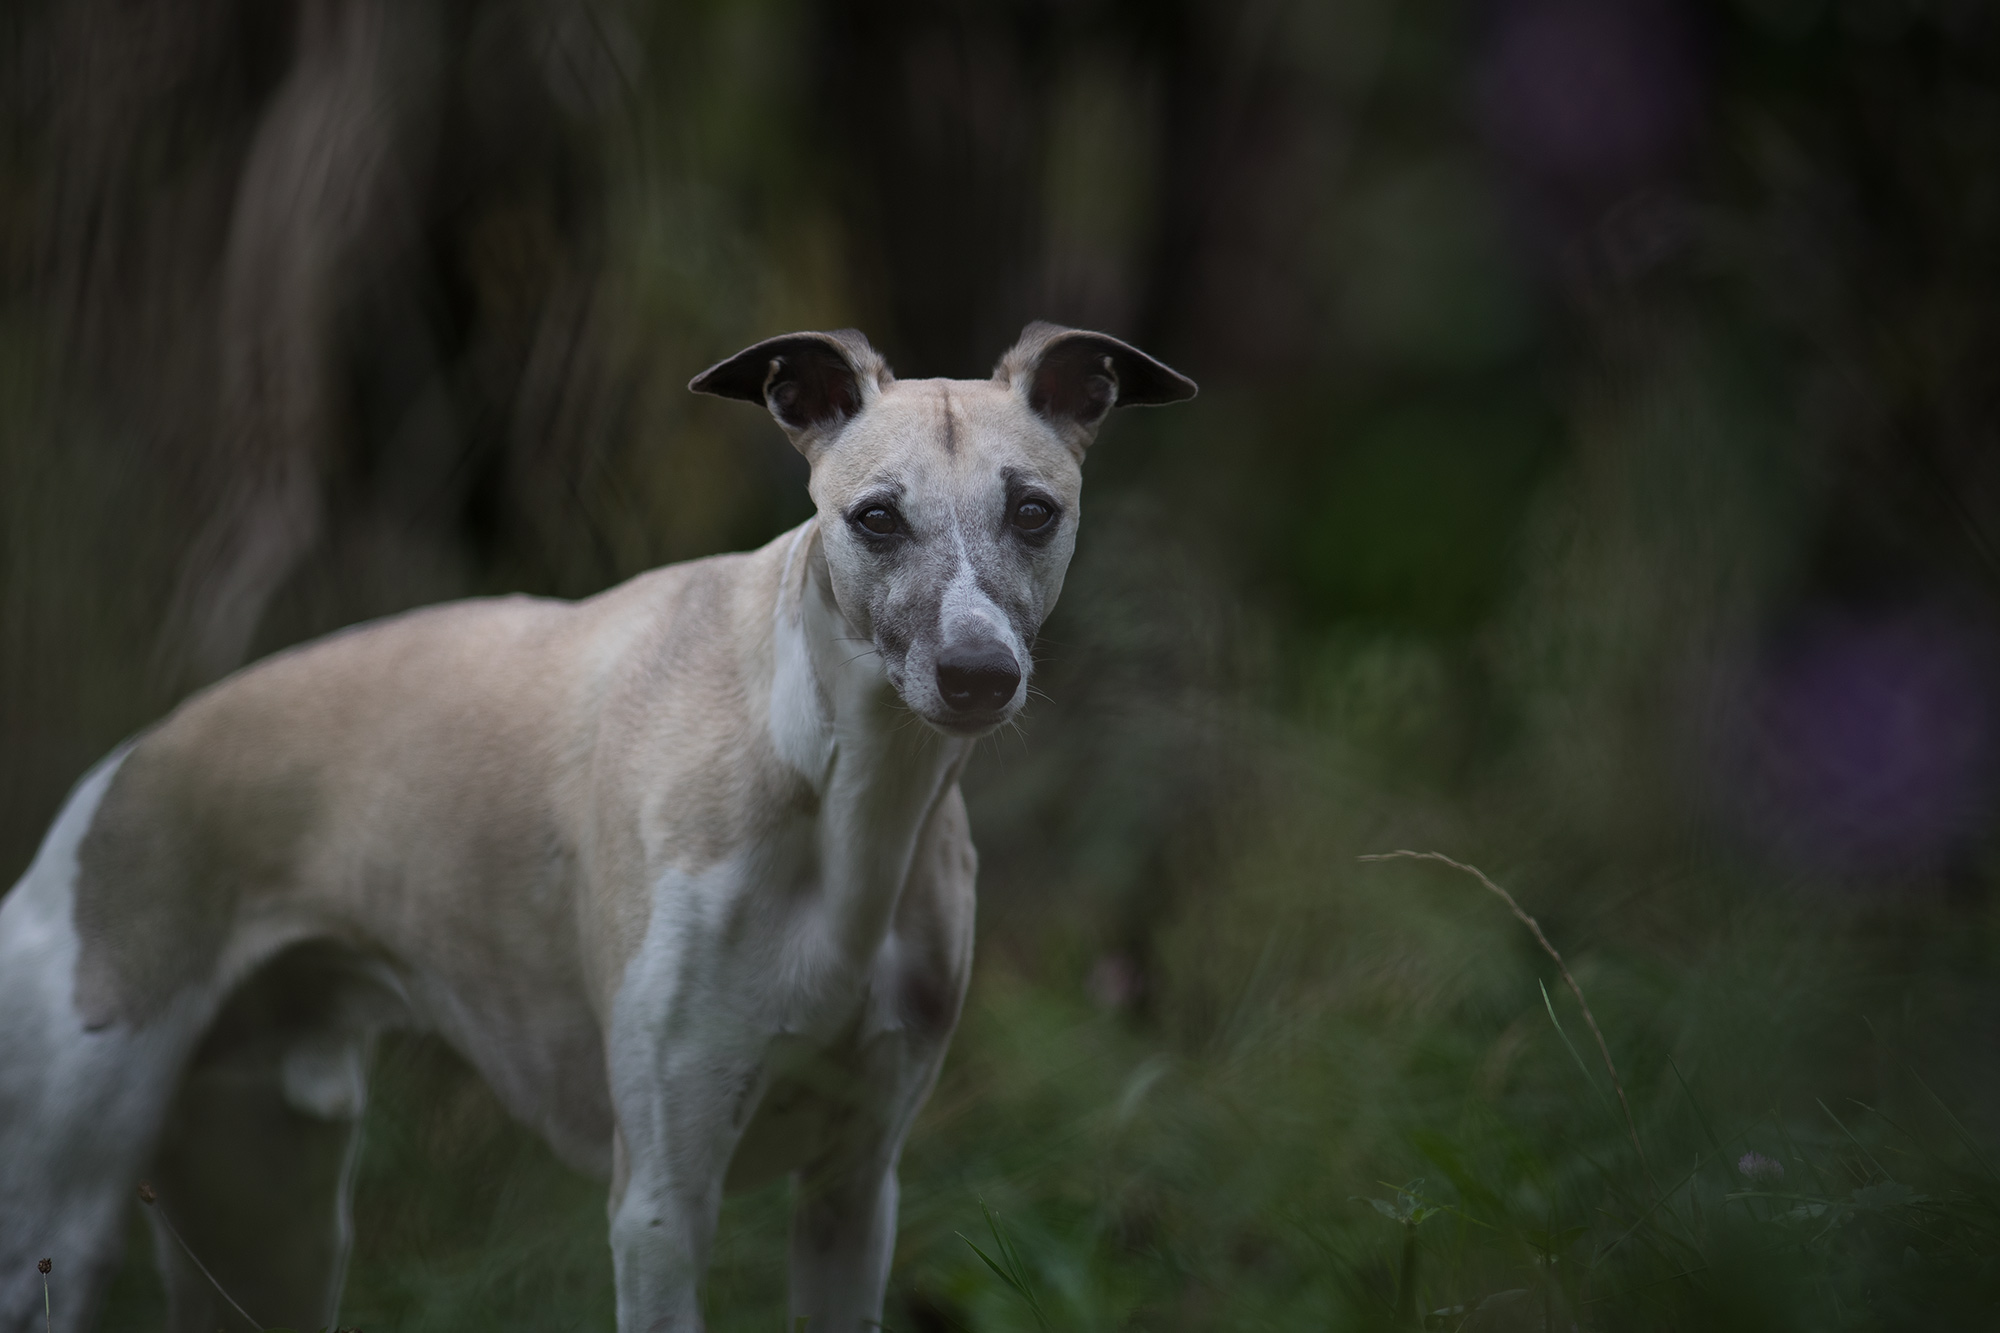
[770,520,969,962]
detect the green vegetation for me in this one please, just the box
[95,846,1997,1330]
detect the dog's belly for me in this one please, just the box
[414,974,617,1177]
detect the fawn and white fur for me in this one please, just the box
[0,323,1193,1332]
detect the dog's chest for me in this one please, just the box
[629,706,955,1004]
[640,809,927,1039]
[719,917,957,1192]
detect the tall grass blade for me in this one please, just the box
[138,1184,264,1331]
[1816,1098,1892,1183]
[957,1200,1051,1332]
[1542,979,1619,1130]
[1905,1065,2000,1185]
[1666,1056,1726,1164]
[1363,851,1648,1171]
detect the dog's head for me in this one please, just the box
[692,322,1195,736]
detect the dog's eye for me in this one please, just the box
[854,505,900,537]
[1010,498,1054,532]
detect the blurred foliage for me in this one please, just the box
[9,0,2000,1327]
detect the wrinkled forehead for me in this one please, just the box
[809,378,1080,501]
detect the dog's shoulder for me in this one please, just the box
[587,526,805,719]
[585,530,820,871]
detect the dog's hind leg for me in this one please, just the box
[142,945,384,1333]
[146,981,376,1331]
[0,749,219,1333]
[784,1034,949,1333]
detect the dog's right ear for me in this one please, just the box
[689,330,892,454]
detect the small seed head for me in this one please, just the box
[37,1258,50,1275]
[136,1181,157,1205]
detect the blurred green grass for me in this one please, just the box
[91,839,2000,1331]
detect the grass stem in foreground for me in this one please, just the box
[1359,851,1649,1172]
[136,1183,263,1331]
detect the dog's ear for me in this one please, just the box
[689,329,892,453]
[995,322,1197,454]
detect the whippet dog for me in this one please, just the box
[0,323,1195,1332]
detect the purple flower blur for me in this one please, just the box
[1737,607,1997,875]
[1477,0,1702,188]
[1737,1152,1784,1183]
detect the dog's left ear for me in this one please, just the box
[689,329,892,454]
[995,322,1197,455]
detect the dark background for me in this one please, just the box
[6,1,2000,1328]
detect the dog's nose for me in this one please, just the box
[935,647,1022,714]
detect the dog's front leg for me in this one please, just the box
[606,1029,766,1332]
